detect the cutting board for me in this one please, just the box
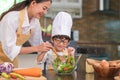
[0,76,46,80]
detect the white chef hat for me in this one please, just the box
[52,11,72,38]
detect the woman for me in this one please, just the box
[0,0,53,68]
[37,12,75,70]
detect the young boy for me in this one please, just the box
[37,12,75,70]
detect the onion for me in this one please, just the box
[0,62,14,73]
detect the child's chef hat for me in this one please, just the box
[52,12,72,37]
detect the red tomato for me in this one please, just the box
[63,68,69,71]
[9,74,17,79]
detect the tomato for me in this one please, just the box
[9,74,17,79]
[63,68,69,71]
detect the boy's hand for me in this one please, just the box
[68,47,75,55]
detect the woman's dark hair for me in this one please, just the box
[0,0,52,21]
[52,35,71,42]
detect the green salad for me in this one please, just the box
[52,56,75,74]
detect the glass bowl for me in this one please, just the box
[52,56,76,75]
[52,63,76,75]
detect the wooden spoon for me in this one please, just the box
[67,51,71,63]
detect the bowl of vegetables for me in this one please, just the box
[52,55,80,75]
[52,55,81,75]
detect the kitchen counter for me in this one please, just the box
[43,70,115,80]
[18,54,117,80]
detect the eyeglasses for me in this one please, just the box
[54,38,69,45]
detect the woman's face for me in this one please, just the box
[28,1,51,19]
[52,38,70,52]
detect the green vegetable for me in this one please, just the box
[53,55,75,74]
[57,66,63,73]
[1,72,10,79]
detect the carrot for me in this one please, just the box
[12,67,42,77]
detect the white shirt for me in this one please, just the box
[0,8,43,61]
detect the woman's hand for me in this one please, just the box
[20,42,52,55]
[37,41,53,53]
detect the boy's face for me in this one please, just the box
[52,38,70,52]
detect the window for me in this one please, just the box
[45,0,82,18]
[16,0,24,4]
[0,0,14,15]
[0,0,24,15]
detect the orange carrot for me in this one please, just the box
[12,67,42,77]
